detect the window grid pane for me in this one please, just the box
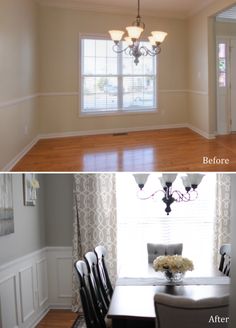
[218,43,227,88]
[81,37,157,113]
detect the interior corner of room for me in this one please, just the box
[1,0,236,171]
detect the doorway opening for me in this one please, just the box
[216,6,236,135]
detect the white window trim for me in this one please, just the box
[78,33,159,117]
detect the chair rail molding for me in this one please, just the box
[0,94,38,110]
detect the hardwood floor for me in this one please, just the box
[36,310,78,328]
[12,128,236,172]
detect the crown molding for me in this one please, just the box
[35,0,186,19]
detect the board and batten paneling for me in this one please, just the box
[0,247,72,328]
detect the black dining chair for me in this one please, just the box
[219,244,231,276]
[74,260,106,328]
[154,293,229,328]
[95,245,113,299]
[84,251,110,312]
[147,243,183,263]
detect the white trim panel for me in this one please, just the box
[0,249,49,328]
[0,274,20,328]
[19,265,36,323]
[46,247,73,309]
[36,258,49,308]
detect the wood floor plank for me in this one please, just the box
[12,128,236,172]
[36,310,78,328]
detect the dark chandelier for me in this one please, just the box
[109,0,167,65]
[133,173,205,215]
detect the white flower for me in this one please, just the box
[153,255,194,273]
[28,178,40,189]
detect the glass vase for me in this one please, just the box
[164,270,184,283]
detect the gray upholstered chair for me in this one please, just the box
[154,293,229,328]
[147,243,183,263]
[219,244,231,276]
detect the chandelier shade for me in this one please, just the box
[108,0,167,65]
[126,26,144,39]
[151,31,168,43]
[109,30,125,42]
[133,173,205,215]
[133,173,149,189]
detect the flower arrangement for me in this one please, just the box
[153,255,194,274]
[28,178,40,189]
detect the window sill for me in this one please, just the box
[79,108,158,118]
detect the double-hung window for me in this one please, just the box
[80,35,157,115]
[116,173,217,275]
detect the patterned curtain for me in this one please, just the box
[214,174,231,264]
[72,173,117,312]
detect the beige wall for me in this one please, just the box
[187,0,236,135]
[216,20,236,36]
[0,0,39,170]
[38,6,188,135]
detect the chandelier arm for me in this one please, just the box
[171,190,190,202]
[146,46,161,56]
[138,46,149,56]
[112,44,130,54]
[137,189,165,200]
[172,190,198,202]
[188,190,199,201]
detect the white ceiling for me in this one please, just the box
[37,0,218,19]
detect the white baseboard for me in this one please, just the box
[2,135,40,172]
[30,308,50,328]
[49,303,73,310]
[39,123,188,140]
[187,124,216,139]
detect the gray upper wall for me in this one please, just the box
[43,174,73,247]
[0,173,73,266]
[0,174,46,265]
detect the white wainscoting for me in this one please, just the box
[0,247,73,328]
[46,247,73,309]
